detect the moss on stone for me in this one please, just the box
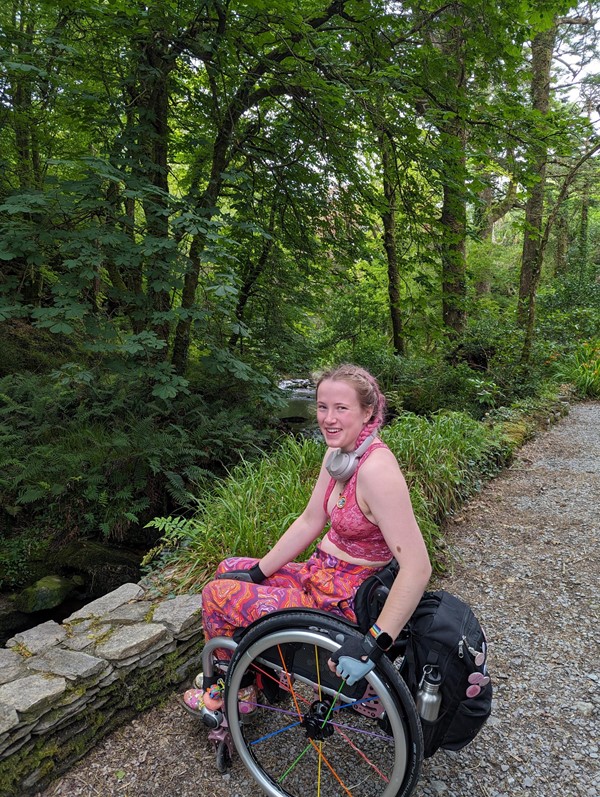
[90,625,115,645]
[9,642,33,659]
[0,699,141,796]
[0,736,59,797]
[1,610,203,795]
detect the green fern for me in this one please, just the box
[0,370,269,560]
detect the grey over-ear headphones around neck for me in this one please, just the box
[325,432,377,481]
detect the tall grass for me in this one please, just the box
[553,339,600,398]
[145,411,506,595]
[382,412,503,522]
[145,437,324,593]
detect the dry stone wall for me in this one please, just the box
[0,584,204,797]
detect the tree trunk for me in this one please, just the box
[380,132,405,356]
[553,207,568,276]
[518,25,557,362]
[138,41,173,351]
[440,118,467,337]
[473,184,495,242]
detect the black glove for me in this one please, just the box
[216,563,266,584]
[329,633,384,686]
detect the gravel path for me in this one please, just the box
[36,402,600,797]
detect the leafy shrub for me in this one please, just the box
[0,529,47,590]
[0,367,273,585]
[317,305,571,420]
[537,276,600,345]
[0,320,81,377]
[391,358,503,418]
[551,339,600,398]
[459,313,556,405]
[316,341,506,419]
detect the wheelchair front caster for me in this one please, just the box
[216,739,232,773]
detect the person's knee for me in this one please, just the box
[215,556,254,577]
[214,558,230,576]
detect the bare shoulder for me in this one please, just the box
[361,445,404,481]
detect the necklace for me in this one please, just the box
[337,494,346,509]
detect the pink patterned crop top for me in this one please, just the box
[323,440,392,563]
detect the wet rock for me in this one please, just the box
[0,595,28,637]
[13,575,78,614]
[48,540,142,597]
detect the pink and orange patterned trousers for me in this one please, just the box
[201,547,382,652]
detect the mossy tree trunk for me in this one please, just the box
[518,25,557,362]
[380,130,406,356]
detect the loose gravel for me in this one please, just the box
[36,402,600,797]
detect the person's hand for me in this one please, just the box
[216,563,266,584]
[328,634,383,686]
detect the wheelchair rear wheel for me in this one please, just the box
[225,610,423,797]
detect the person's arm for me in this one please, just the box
[361,449,432,638]
[329,449,431,683]
[257,458,332,577]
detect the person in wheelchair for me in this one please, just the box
[182,363,432,720]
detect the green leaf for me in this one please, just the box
[4,61,46,76]
[151,384,178,399]
[49,322,75,334]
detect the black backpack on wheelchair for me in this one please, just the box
[354,561,493,758]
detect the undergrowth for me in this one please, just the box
[550,339,600,399]
[143,401,542,596]
[0,369,272,589]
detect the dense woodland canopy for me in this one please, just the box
[0,0,599,585]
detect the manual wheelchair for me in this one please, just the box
[198,608,424,797]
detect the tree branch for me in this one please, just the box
[557,16,594,26]
[539,140,600,262]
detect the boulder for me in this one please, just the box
[0,595,28,637]
[13,576,78,614]
[49,540,141,597]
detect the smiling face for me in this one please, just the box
[316,378,373,452]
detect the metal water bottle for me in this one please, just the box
[416,667,442,721]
